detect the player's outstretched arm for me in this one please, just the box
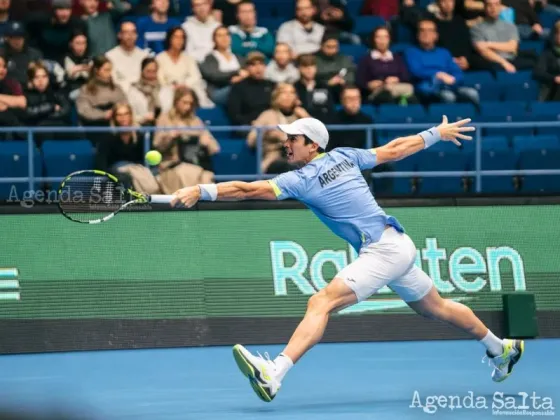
[170,180,276,208]
[374,116,475,165]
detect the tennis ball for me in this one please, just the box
[145,150,162,166]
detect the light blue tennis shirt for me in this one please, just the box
[268,147,404,253]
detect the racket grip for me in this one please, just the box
[150,194,176,204]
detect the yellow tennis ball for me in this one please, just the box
[145,150,162,166]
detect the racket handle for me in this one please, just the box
[149,194,176,204]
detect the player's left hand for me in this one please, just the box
[436,115,476,146]
[171,186,201,208]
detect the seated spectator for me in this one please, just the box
[0,22,43,86]
[200,26,246,106]
[154,86,220,192]
[294,53,337,121]
[182,0,221,63]
[534,21,560,101]
[0,54,26,134]
[26,0,87,64]
[277,0,325,58]
[265,43,300,84]
[96,102,162,194]
[314,32,356,100]
[0,0,13,48]
[356,26,415,104]
[213,0,243,27]
[502,0,548,39]
[76,55,127,129]
[229,1,274,58]
[329,85,373,150]
[405,18,479,104]
[226,51,275,126]
[314,0,359,44]
[81,0,128,57]
[136,0,181,54]
[64,31,92,100]
[247,83,310,173]
[471,0,536,72]
[156,27,212,108]
[106,21,150,92]
[433,0,488,71]
[128,57,162,125]
[24,61,71,135]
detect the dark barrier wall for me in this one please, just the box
[0,200,559,354]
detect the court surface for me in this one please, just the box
[0,339,558,420]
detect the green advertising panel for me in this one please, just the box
[0,205,558,319]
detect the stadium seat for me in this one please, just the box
[427,103,477,122]
[416,150,470,194]
[375,104,432,145]
[354,16,385,36]
[392,21,415,44]
[212,139,257,175]
[462,71,501,101]
[0,141,43,200]
[519,149,560,193]
[481,135,510,151]
[479,150,518,194]
[339,44,368,63]
[258,17,284,32]
[386,153,422,195]
[503,80,539,102]
[539,10,559,29]
[496,70,533,84]
[529,102,560,135]
[479,102,533,138]
[519,40,545,55]
[41,140,94,177]
[390,43,411,54]
[512,135,560,152]
[197,107,231,139]
[480,101,528,117]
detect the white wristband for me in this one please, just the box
[198,184,218,201]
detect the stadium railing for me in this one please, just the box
[1,121,560,194]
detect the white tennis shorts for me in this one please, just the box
[337,226,433,302]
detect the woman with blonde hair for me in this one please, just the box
[96,101,162,194]
[247,83,310,174]
[154,86,220,193]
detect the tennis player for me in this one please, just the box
[170,116,524,402]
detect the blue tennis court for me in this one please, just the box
[1,339,557,419]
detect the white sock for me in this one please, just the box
[273,353,293,382]
[480,330,504,357]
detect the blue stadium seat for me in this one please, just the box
[339,44,368,63]
[41,140,94,177]
[463,71,494,86]
[390,43,411,55]
[354,16,385,35]
[388,153,422,195]
[258,17,284,31]
[360,104,376,120]
[376,104,432,145]
[345,0,362,17]
[539,10,559,29]
[212,139,257,175]
[479,150,518,193]
[393,22,415,44]
[0,141,43,200]
[481,135,510,151]
[512,135,560,152]
[519,149,560,193]
[416,150,470,194]
[427,103,477,122]
[462,71,501,101]
[503,80,539,101]
[519,40,545,55]
[197,107,231,139]
[480,101,528,117]
[496,70,533,84]
[479,102,533,138]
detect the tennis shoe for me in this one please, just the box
[483,338,524,382]
[232,344,281,402]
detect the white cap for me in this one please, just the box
[278,118,329,149]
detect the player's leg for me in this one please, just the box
[232,277,358,402]
[389,245,524,382]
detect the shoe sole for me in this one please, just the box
[232,344,273,403]
[494,339,525,383]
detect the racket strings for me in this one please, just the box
[58,176,129,222]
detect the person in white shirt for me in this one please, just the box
[156,26,213,109]
[265,43,300,84]
[105,21,150,92]
[182,0,221,63]
[276,0,325,59]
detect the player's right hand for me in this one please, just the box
[171,186,201,208]
[436,115,475,146]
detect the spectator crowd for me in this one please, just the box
[0,0,558,192]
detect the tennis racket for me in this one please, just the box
[57,169,175,224]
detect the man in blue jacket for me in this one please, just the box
[404,18,479,105]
